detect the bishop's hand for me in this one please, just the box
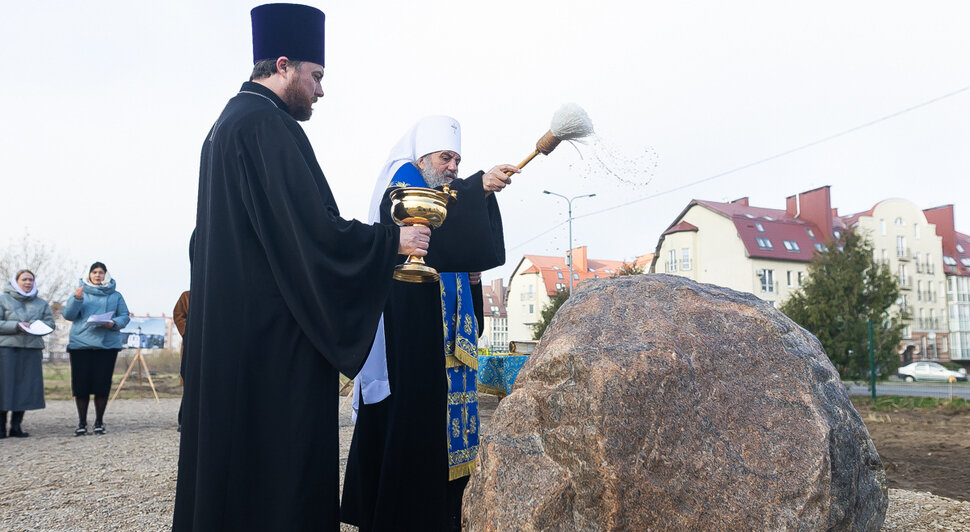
[483,165,519,193]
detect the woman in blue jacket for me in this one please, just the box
[63,262,130,435]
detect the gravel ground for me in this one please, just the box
[1,399,968,531]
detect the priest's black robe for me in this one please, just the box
[340,171,503,531]
[173,82,400,532]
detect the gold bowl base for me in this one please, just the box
[393,263,440,283]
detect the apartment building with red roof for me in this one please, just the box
[924,205,970,362]
[650,186,840,309]
[652,186,967,365]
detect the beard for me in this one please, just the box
[282,80,314,121]
[419,164,457,188]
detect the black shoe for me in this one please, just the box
[75,425,87,436]
[93,423,105,435]
[8,426,29,438]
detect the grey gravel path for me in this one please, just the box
[0,398,966,531]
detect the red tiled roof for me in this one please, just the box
[945,231,970,277]
[663,221,698,236]
[925,205,970,277]
[692,200,836,262]
[482,285,507,318]
[521,253,632,295]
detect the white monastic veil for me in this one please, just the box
[353,115,462,421]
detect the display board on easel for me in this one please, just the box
[110,318,167,404]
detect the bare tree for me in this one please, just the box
[0,232,80,304]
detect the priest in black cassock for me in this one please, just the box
[172,4,431,531]
[340,116,519,531]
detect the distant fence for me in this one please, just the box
[844,379,970,400]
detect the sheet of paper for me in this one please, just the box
[86,311,115,325]
[19,320,54,336]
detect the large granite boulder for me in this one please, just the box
[464,274,887,531]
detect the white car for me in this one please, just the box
[897,362,968,383]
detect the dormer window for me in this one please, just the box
[755,222,765,233]
[783,240,800,252]
[756,237,773,250]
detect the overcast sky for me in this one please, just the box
[1,1,968,314]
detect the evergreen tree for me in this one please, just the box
[532,289,570,341]
[616,261,645,276]
[781,230,903,380]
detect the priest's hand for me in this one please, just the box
[399,226,431,257]
[483,165,519,193]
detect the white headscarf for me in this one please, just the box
[354,116,461,421]
[10,275,38,298]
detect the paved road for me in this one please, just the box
[844,380,970,399]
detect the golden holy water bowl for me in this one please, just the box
[389,185,457,283]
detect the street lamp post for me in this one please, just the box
[543,190,596,293]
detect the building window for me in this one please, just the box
[898,264,907,286]
[879,219,886,235]
[797,271,803,286]
[755,222,765,233]
[814,243,826,252]
[913,224,920,239]
[490,305,499,315]
[895,217,903,225]
[896,236,906,258]
[783,240,800,252]
[806,227,815,239]
[958,244,966,253]
[555,282,565,290]
[944,256,957,266]
[756,237,773,250]
[557,271,563,280]
[758,269,775,294]
[681,248,691,270]
[668,249,677,272]
[834,229,841,240]
[573,273,579,281]
[787,271,793,288]
[529,304,534,313]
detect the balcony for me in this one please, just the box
[898,277,912,290]
[896,247,911,260]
